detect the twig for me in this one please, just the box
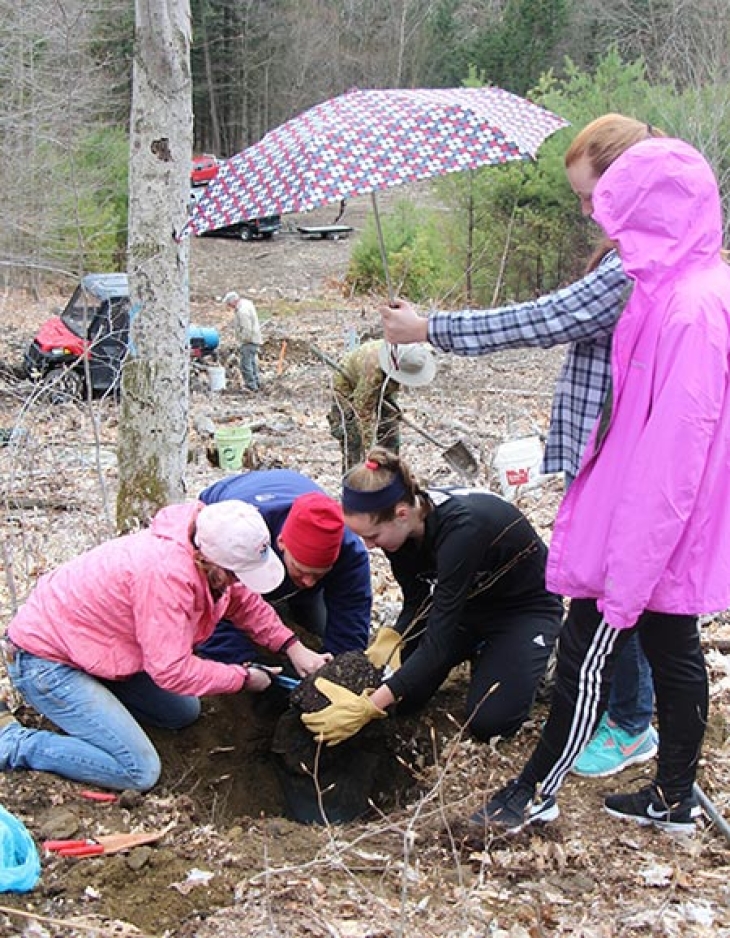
[0,904,155,936]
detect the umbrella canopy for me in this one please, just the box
[183,86,568,238]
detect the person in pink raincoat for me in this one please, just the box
[470,132,730,837]
[0,500,329,791]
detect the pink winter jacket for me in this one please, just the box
[7,501,295,695]
[547,138,730,629]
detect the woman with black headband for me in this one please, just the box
[301,447,564,747]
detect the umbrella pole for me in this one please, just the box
[370,192,395,304]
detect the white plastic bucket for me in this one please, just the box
[207,364,227,392]
[215,425,252,470]
[493,436,544,500]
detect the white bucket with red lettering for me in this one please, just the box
[493,436,544,500]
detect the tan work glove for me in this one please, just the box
[301,678,387,746]
[365,626,403,670]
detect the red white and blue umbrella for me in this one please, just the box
[183,86,567,240]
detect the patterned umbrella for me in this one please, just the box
[183,86,567,242]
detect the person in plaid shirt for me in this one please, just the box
[380,247,624,480]
[378,122,664,780]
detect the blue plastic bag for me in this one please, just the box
[0,804,40,892]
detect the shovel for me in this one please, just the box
[385,405,479,480]
[310,344,479,480]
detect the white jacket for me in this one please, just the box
[233,298,262,345]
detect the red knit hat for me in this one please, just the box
[280,492,344,568]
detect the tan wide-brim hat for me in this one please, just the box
[378,341,437,388]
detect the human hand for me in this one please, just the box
[378,299,429,345]
[244,664,280,693]
[287,640,333,677]
[365,626,402,670]
[301,677,387,746]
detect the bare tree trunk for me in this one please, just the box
[199,5,222,155]
[117,0,192,529]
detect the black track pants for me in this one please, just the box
[519,598,707,803]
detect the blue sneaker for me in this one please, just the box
[572,714,658,778]
[469,778,559,835]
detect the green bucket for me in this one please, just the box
[214,425,252,471]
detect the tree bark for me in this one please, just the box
[117,0,193,529]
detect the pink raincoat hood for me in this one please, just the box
[547,137,730,628]
[592,137,723,287]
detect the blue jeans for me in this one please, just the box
[240,343,260,390]
[1,650,200,791]
[608,630,654,735]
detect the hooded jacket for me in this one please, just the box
[7,502,294,695]
[547,138,730,628]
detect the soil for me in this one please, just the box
[1,194,730,937]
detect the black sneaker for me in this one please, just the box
[469,778,559,834]
[604,785,701,835]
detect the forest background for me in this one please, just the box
[2,0,730,310]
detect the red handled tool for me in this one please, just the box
[43,829,168,858]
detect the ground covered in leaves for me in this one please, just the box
[1,195,730,936]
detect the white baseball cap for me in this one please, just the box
[221,291,239,305]
[195,501,284,593]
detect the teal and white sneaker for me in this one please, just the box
[572,714,658,778]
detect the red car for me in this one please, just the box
[191,153,219,187]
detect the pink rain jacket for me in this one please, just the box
[547,138,730,629]
[7,501,294,695]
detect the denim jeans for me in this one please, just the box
[240,343,260,390]
[1,650,200,791]
[608,630,654,735]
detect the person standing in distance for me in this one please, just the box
[223,290,262,392]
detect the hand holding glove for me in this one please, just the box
[365,626,403,670]
[301,677,387,746]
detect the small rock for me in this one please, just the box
[38,806,80,840]
[125,846,153,871]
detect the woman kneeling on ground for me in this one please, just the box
[0,500,329,792]
[302,447,564,746]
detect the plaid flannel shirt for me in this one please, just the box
[428,251,630,478]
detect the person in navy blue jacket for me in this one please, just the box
[197,470,371,663]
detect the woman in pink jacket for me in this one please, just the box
[0,500,328,791]
[472,132,730,836]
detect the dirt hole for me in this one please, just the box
[151,653,453,828]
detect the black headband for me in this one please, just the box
[342,475,408,513]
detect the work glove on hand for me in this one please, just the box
[365,626,403,670]
[301,678,387,746]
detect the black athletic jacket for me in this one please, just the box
[384,488,563,702]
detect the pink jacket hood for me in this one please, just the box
[8,501,294,695]
[592,137,723,287]
[547,138,730,628]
